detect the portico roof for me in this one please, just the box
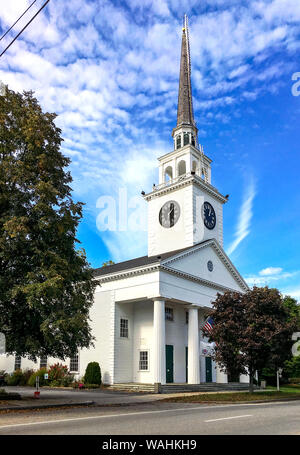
[94,239,213,277]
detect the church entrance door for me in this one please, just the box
[166,345,174,383]
[205,357,212,382]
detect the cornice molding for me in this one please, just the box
[160,264,240,293]
[161,239,248,292]
[96,239,248,292]
[144,175,227,204]
[97,264,160,283]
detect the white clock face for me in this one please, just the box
[159,200,180,228]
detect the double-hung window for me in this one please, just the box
[120,318,129,338]
[139,351,149,371]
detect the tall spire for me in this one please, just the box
[177,15,195,127]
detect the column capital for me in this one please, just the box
[151,297,165,302]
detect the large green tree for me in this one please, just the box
[0,88,97,360]
[203,287,297,392]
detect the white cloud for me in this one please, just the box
[245,269,299,287]
[281,288,300,302]
[259,267,283,276]
[227,177,256,255]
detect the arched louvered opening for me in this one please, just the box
[192,160,198,174]
[178,160,186,176]
[165,166,173,182]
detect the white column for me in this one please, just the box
[153,299,166,384]
[188,306,200,384]
[216,364,228,383]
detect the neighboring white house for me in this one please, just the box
[0,17,250,386]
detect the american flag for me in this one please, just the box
[202,316,214,334]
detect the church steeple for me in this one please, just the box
[172,15,198,150]
[177,15,195,127]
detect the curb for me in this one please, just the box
[0,400,94,412]
[162,397,300,405]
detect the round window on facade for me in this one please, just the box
[207,260,213,272]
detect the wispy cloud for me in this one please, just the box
[227,177,256,255]
[259,267,283,276]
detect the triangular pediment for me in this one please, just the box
[160,239,248,292]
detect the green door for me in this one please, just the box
[185,347,188,383]
[205,357,212,383]
[166,345,174,383]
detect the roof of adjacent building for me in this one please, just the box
[93,240,212,277]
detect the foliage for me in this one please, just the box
[6,369,24,386]
[102,260,115,267]
[289,378,300,384]
[20,369,34,386]
[0,88,98,360]
[48,363,68,381]
[284,355,300,378]
[28,368,48,387]
[83,383,101,389]
[283,296,300,327]
[204,287,297,392]
[48,376,73,387]
[83,362,101,385]
[46,363,74,386]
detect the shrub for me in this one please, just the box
[28,368,48,387]
[83,383,101,389]
[6,369,25,386]
[49,376,74,387]
[46,363,74,387]
[84,362,101,385]
[48,363,69,382]
[20,369,34,386]
[285,356,300,378]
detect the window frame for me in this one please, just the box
[40,356,47,369]
[120,318,129,338]
[138,350,149,371]
[69,352,79,373]
[14,355,21,371]
[165,307,174,322]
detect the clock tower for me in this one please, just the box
[144,16,228,257]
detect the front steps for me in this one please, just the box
[108,382,256,394]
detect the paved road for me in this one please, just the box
[0,400,300,435]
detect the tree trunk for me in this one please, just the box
[249,372,254,394]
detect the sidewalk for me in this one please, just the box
[0,385,168,411]
[1,386,299,411]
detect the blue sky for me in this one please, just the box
[0,0,299,300]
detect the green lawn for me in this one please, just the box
[266,384,300,394]
[162,385,300,403]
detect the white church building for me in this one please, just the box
[1,18,250,389]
